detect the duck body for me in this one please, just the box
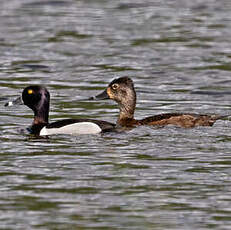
[5,85,115,136]
[27,119,114,136]
[39,119,114,135]
[114,113,223,128]
[91,77,227,128]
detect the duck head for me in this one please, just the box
[5,85,50,125]
[91,77,136,120]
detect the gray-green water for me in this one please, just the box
[1,0,231,229]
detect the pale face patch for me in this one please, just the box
[107,87,114,99]
[40,122,102,136]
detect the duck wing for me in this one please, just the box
[140,113,229,128]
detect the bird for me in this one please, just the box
[5,85,115,136]
[89,77,228,128]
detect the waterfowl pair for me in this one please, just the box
[90,77,227,128]
[5,86,115,136]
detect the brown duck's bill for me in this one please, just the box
[88,89,109,100]
[4,96,23,107]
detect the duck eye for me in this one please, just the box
[111,83,119,90]
[28,89,33,95]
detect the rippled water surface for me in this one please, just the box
[1,0,231,229]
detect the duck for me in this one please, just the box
[5,85,115,136]
[89,77,228,128]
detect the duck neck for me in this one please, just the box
[33,101,49,126]
[117,94,136,126]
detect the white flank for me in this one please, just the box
[40,122,102,136]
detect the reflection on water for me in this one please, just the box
[1,0,231,229]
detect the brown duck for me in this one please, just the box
[90,77,228,128]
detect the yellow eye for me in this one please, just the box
[28,89,33,94]
[111,83,119,90]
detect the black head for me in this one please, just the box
[22,85,50,112]
[4,85,50,132]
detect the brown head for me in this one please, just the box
[91,77,137,123]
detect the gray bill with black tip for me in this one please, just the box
[88,89,109,100]
[4,96,23,107]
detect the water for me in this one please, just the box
[1,0,231,229]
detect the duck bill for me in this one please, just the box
[4,96,23,107]
[89,89,109,100]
